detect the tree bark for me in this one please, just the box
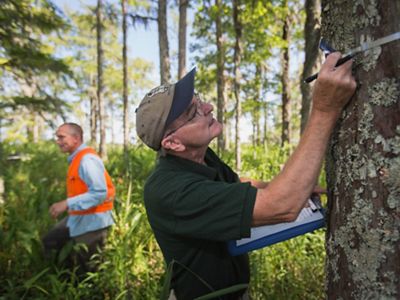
[254,63,264,146]
[122,0,129,155]
[281,0,291,146]
[300,0,321,134]
[233,0,242,171]
[263,100,268,146]
[89,74,98,146]
[215,0,226,154]
[178,0,188,79]
[158,0,171,84]
[324,0,400,298]
[96,0,106,157]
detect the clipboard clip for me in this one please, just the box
[309,194,322,212]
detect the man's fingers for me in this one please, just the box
[321,52,354,75]
[336,58,353,73]
[321,52,342,71]
[49,205,58,219]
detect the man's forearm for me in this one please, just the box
[253,110,338,225]
[252,53,356,226]
[275,110,338,209]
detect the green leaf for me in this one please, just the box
[57,240,74,265]
[160,259,175,300]
[23,267,50,289]
[0,57,10,65]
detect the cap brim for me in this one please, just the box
[165,68,196,127]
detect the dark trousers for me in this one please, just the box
[42,217,108,274]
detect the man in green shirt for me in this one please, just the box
[136,53,356,299]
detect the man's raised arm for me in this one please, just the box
[252,52,357,226]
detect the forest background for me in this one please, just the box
[1,0,398,299]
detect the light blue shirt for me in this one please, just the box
[66,144,114,237]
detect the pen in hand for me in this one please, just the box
[304,53,356,83]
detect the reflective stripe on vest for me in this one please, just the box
[67,147,115,215]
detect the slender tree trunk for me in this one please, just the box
[110,103,115,144]
[300,0,321,134]
[97,0,106,157]
[215,0,226,154]
[281,0,291,146]
[20,78,37,142]
[254,63,264,146]
[324,0,400,298]
[233,0,242,171]
[178,0,188,79]
[122,0,129,155]
[89,74,97,145]
[263,100,268,145]
[33,114,44,142]
[158,0,171,84]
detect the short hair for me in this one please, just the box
[61,123,83,141]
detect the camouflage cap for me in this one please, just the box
[135,68,196,151]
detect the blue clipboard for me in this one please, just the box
[228,207,325,256]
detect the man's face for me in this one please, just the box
[55,125,81,154]
[165,96,223,148]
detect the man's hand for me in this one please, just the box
[312,186,326,194]
[312,52,357,115]
[49,200,68,219]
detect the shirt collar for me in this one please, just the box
[161,148,218,180]
[67,143,87,164]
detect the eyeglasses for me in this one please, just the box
[164,96,205,137]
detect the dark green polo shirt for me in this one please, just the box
[144,148,257,299]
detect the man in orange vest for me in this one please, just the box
[42,122,115,273]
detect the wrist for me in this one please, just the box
[310,108,341,122]
[304,109,340,138]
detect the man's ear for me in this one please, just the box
[161,135,186,152]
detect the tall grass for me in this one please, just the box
[0,142,326,299]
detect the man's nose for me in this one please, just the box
[201,102,213,115]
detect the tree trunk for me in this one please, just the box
[158,0,171,84]
[122,0,129,155]
[300,0,321,134]
[233,0,242,171]
[89,74,97,146]
[254,63,264,146]
[215,0,226,154]
[324,0,400,298]
[263,100,268,146]
[281,1,291,146]
[178,0,188,79]
[20,78,37,143]
[97,0,106,157]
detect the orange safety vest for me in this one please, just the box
[67,147,115,215]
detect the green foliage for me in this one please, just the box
[0,142,66,298]
[0,0,72,125]
[0,142,326,299]
[226,144,326,300]
[0,0,69,74]
[238,143,294,180]
[249,231,325,300]
[0,142,163,299]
